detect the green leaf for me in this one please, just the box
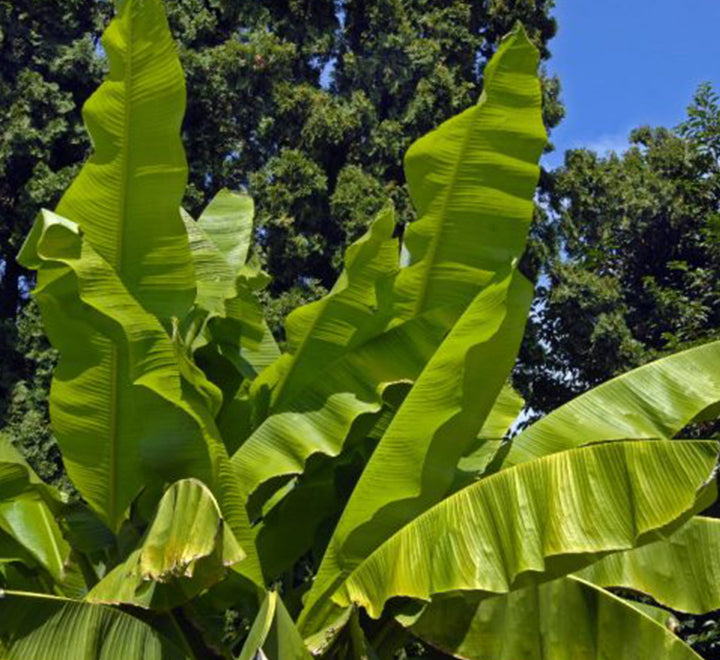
[0,591,192,659]
[13,1,269,579]
[197,189,254,275]
[576,516,720,614]
[55,0,194,322]
[181,207,236,314]
[478,383,524,440]
[0,436,69,584]
[210,269,281,379]
[0,497,69,586]
[182,198,279,382]
[18,210,213,529]
[0,434,64,505]
[309,440,717,623]
[395,22,546,318]
[504,340,720,467]
[15,0,211,535]
[231,205,408,505]
[18,211,263,585]
[237,591,312,660]
[0,531,35,568]
[407,576,700,659]
[300,268,533,633]
[88,479,244,610]
[138,478,243,581]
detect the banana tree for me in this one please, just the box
[2,1,719,658]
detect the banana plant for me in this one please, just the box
[2,1,719,658]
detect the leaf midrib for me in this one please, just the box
[409,101,480,318]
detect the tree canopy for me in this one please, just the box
[516,83,720,419]
[0,0,108,484]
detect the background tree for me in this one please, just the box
[516,83,720,419]
[0,0,108,483]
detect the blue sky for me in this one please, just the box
[543,0,720,168]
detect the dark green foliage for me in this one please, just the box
[0,0,107,318]
[516,84,720,419]
[0,0,107,486]
[0,302,67,490]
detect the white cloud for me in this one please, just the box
[578,132,630,156]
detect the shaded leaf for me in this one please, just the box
[577,516,720,614]
[407,576,700,659]
[0,591,192,659]
[237,591,311,660]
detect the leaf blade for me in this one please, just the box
[408,576,700,660]
[504,340,720,467]
[332,440,717,619]
[0,591,192,659]
[576,516,720,614]
[55,0,194,321]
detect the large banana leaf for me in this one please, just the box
[301,267,533,630]
[231,23,546,514]
[55,0,194,321]
[576,516,720,614]
[406,576,701,659]
[231,205,411,509]
[17,210,213,529]
[252,273,528,581]
[14,5,268,578]
[18,211,263,584]
[0,591,192,659]
[504,340,720,467]
[395,22,546,318]
[300,440,716,631]
[88,479,243,610]
[237,591,312,660]
[16,0,198,534]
